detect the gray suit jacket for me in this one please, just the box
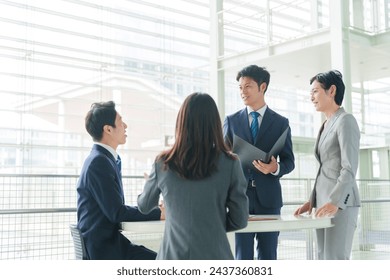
[310,108,361,209]
[137,153,249,260]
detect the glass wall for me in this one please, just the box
[0,0,211,175]
[1,0,390,178]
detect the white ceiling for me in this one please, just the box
[221,29,390,92]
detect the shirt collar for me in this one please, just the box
[94,142,118,160]
[247,104,267,117]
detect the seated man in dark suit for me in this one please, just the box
[77,101,162,260]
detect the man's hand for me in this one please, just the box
[252,156,278,174]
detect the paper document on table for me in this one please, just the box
[232,127,289,170]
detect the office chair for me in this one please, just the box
[69,224,89,260]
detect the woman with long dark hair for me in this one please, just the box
[138,92,249,260]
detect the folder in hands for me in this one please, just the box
[232,127,289,170]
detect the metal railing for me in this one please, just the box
[0,175,389,260]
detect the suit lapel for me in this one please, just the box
[256,107,274,145]
[314,122,325,161]
[317,107,345,152]
[238,108,253,143]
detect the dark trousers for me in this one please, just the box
[235,187,280,260]
[86,236,157,260]
[125,244,157,260]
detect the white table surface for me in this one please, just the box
[121,214,333,234]
[121,214,333,259]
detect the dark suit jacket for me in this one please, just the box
[77,144,160,259]
[223,107,295,208]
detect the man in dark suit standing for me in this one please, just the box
[223,65,295,260]
[77,101,162,260]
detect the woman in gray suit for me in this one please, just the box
[294,70,361,260]
[138,92,249,260]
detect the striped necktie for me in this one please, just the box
[250,111,260,142]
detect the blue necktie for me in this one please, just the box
[116,155,124,201]
[250,111,260,142]
[116,155,122,175]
